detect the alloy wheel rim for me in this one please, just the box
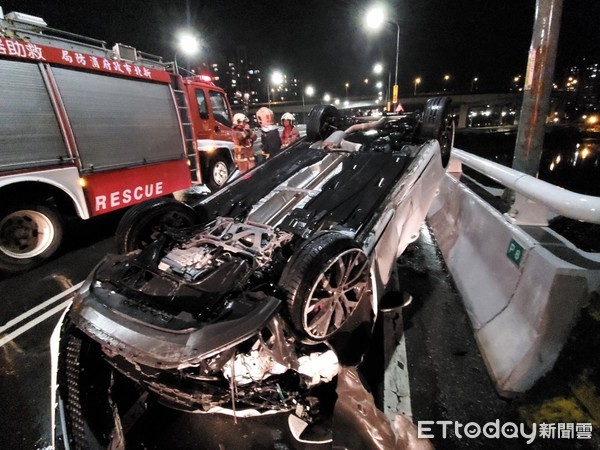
[302,248,371,339]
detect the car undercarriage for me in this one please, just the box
[52,98,453,448]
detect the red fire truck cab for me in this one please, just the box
[0,8,236,273]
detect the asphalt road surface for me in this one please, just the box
[1,213,598,449]
[0,210,124,449]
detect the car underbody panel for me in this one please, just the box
[53,101,453,448]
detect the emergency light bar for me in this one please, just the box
[113,43,138,62]
[4,11,47,28]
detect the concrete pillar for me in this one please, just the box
[458,104,469,129]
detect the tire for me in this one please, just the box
[0,203,63,273]
[306,104,341,141]
[279,232,372,341]
[206,154,231,191]
[115,198,201,254]
[418,96,454,167]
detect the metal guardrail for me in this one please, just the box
[451,148,600,225]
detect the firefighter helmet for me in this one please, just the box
[256,107,274,126]
[281,112,295,125]
[233,113,249,125]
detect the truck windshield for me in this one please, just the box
[209,91,232,128]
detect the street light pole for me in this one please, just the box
[268,71,284,109]
[443,74,451,92]
[365,7,401,108]
[414,77,421,95]
[512,0,563,176]
[173,53,180,75]
[303,85,314,123]
[394,22,400,102]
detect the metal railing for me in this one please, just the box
[451,148,600,225]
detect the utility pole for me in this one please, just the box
[512,0,563,176]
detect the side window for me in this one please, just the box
[209,91,232,127]
[196,89,209,119]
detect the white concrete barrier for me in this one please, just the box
[428,169,600,396]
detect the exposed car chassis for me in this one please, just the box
[52,98,453,448]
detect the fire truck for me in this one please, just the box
[0,8,237,273]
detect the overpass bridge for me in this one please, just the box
[235,92,524,129]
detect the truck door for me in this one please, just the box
[194,88,211,138]
[208,89,233,142]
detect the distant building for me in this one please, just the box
[203,47,301,107]
[549,61,599,123]
[577,61,599,114]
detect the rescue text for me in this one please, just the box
[95,182,163,212]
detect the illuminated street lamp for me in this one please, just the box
[365,5,400,106]
[414,77,421,95]
[174,30,200,75]
[443,74,451,92]
[471,76,479,93]
[302,84,315,123]
[268,70,284,107]
[345,82,350,100]
[323,93,331,103]
[512,75,522,93]
[374,63,392,109]
[272,71,284,86]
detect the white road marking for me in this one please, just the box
[0,281,83,334]
[382,305,413,421]
[0,299,73,348]
[383,324,413,420]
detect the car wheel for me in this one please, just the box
[0,203,63,273]
[280,232,372,341]
[418,96,454,167]
[306,104,341,141]
[115,198,201,254]
[207,155,230,190]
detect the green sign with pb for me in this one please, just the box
[506,239,525,267]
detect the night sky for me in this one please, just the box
[2,0,599,96]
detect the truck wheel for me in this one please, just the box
[0,204,63,273]
[306,104,340,141]
[116,198,201,254]
[418,96,454,167]
[207,155,230,191]
[279,232,372,341]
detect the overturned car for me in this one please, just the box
[51,98,453,448]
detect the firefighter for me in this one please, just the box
[280,112,300,148]
[232,113,256,173]
[256,107,281,159]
